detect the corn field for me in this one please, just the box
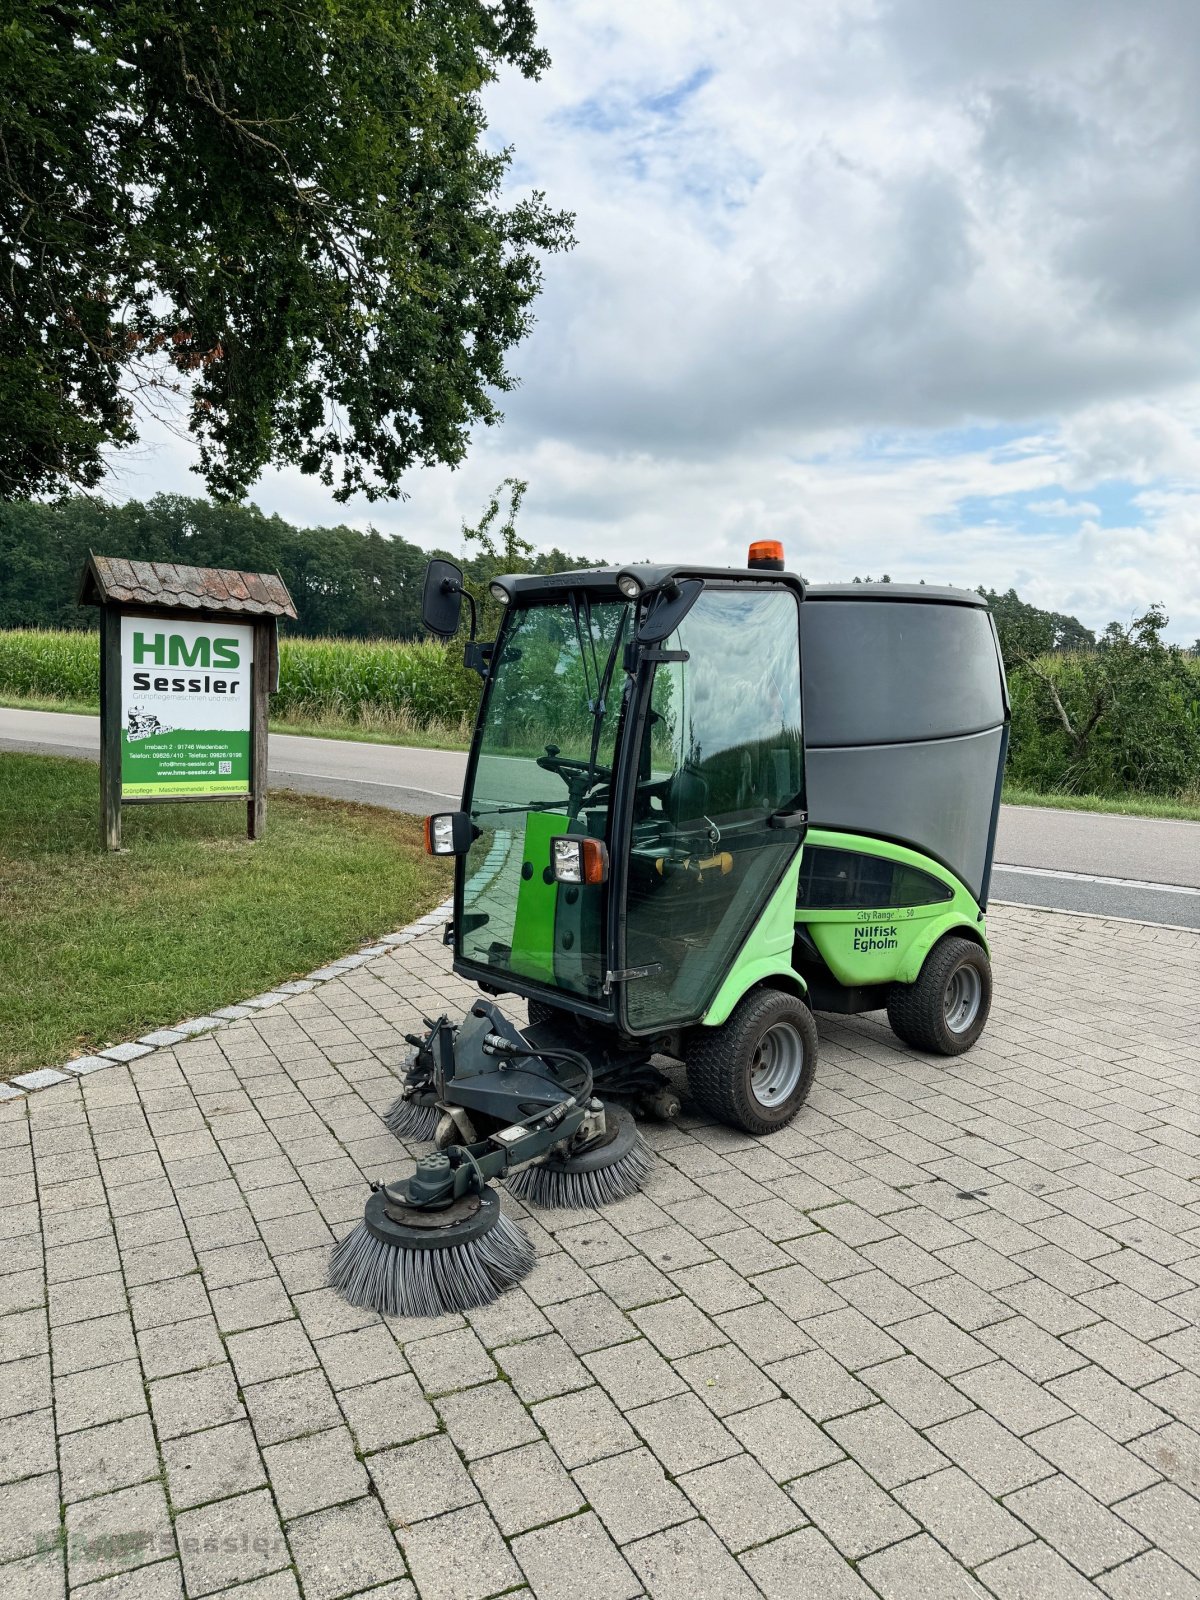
[0,629,480,735]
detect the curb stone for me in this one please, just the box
[4,895,454,1103]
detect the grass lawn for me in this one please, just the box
[1001,785,1200,823]
[0,752,452,1080]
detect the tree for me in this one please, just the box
[977,588,1095,665]
[461,477,534,637]
[0,1,573,501]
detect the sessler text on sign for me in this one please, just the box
[120,617,254,796]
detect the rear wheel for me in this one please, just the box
[887,935,991,1055]
[686,988,818,1135]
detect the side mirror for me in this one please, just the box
[422,560,465,638]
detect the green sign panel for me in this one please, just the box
[120,618,254,796]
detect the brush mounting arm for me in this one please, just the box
[385,1102,589,1214]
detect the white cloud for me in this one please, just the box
[105,0,1200,642]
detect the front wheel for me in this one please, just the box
[686,989,819,1135]
[887,935,992,1055]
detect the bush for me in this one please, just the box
[1006,610,1200,800]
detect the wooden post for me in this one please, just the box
[247,618,270,840]
[99,603,122,850]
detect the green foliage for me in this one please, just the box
[978,587,1096,662]
[1006,609,1200,799]
[0,493,598,639]
[0,0,572,500]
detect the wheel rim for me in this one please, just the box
[749,1021,805,1108]
[943,963,983,1034]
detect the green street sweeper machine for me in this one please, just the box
[330,543,1010,1316]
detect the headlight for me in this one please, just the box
[551,836,609,885]
[489,582,510,604]
[617,572,643,599]
[423,812,476,855]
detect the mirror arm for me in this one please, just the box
[447,581,478,641]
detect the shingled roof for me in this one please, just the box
[78,556,297,620]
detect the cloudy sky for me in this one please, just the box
[111,0,1200,643]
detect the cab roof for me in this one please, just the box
[494,566,985,609]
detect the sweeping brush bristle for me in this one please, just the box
[507,1106,654,1210]
[328,1187,535,1318]
[382,1094,441,1142]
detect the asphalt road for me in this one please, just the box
[4,706,1198,928]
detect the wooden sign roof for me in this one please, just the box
[78,555,297,620]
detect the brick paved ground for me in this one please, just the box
[2,903,1199,1600]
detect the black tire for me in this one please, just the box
[887,935,992,1055]
[686,988,819,1135]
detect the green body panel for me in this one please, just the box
[508,811,569,984]
[700,854,807,1027]
[796,828,986,988]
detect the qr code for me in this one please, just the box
[218,760,232,775]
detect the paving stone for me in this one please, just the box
[534,1386,639,1469]
[288,1497,408,1600]
[0,1407,56,1484]
[715,1300,813,1364]
[241,1368,342,1447]
[1046,1364,1171,1443]
[679,1450,805,1553]
[976,1541,1106,1599]
[789,1458,917,1558]
[896,1464,1033,1565]
[630,1295,724,1358]
[924,1409,1054,1496]
[226,1321,318,1386]
[628,1393,741,1474]
[674,1340,782,1417]
[802,1306,906,1370]
[162,1419,267,1509]
[399,1502,521,1600]
[1026,1415,1160,1503]
[368,1433,478,1526]
[263,1425,367,1519]
[1113,1483,1200,1580]
[584,1337,686,1409]
[741,1525,878,1599]
[1098,1550,1200,1600]
[315,1325,407,1389]
[626,1517,761,1600]
[150,1366,245,1440]
[60,1414,161,1502]
[497,1331,591,1403]
[341,1373,440,1454]
[861,1354,973,1427]
[470,1440,584,1535]
[953,1359,1073,1436]
[1131,1420,1200,1497]
[766,1348,872,1421]
[858,1532,990,1598]
[72,1558,185,1600]
[404,1326,495,1392]
[825,1401,948,1489]
[0,1470,59,1562]
[66,1481,174,1586]
[55,1359,147,1434]
[1002,1474,1147,1576]
[1142,1372,1200,1431]
[575,1446,694,1542]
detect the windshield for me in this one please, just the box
[457,596,630,1002]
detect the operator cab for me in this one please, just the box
[424,560,807,1041]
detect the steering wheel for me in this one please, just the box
[537,744,613,785]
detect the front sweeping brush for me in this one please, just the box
[330,1101,581,1318]
[382,1091,441,1142]
[329,1180,534,1318]
[507,1104,653,1209]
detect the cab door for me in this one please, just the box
[617,584,805,1033]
